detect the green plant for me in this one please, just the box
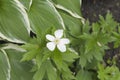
[0,0,120,80]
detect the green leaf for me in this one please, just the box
[21,49,39,61]
[33,61,46,80]
[79,55,87,68]
[21,43,39,51]
[62,48,79,62]
[28,0,64,34]
[62,63,75,80]
[52,50,63,70]
[5,49,34,80]
[98,64,120,80]
[59,11,82,37]
[82,20,91,34]
[21,42,40,61]
[36,48,51,68]
[113,32,120,48]
[36,52,43,68]
[19,0,32,11]
[52,0,83,37]
[76,70,93,80]
[46,61,57,80]
[99,13,117,33]
[34,60,57,80]
[0,0,31,43]
[0,50,10,80]
[52,0,82,16]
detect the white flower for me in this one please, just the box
[46,29,70,52]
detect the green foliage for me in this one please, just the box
[98,64,120,80]
[0,0,30,43]
[0,0,120,80]
[0,49,34,80]
[78,13,117,68]
[76,70,93,80]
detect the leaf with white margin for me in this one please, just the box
[28,0,65,34]
[0,0,31,43]
[0,50,10,80]
[3,49,34,80]
[58,10,83,37]
[19,0,33,11]
[52,0,85,24]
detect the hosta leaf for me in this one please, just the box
[4,49,34,80]
[19,0,33,11]
[28,0,64,34]
[0,0,31,43]
[0,50,10,80]
[59,11,82,37]
[52,0,84,37]
[52,0,82,17]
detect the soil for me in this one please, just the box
[81,0,120,67]
[81,0,120,22]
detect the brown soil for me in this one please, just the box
[82,0,120,22]
[81,0,120,67]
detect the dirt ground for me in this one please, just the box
[81,0,120,67]
[82,0,120,22]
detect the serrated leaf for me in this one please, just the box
[21,49,39,61]
[99,13,117,33]
[62,63,75,80]
[76,70,93,80]
[79,55,87,68]
[52,50,63,70]
[21,43,39,51]
[62,48,79,62]
[93,52,103,61]
[46,61,57,80]
[36,52,43,68]
[33,61,47,80]
[98,64,120,80]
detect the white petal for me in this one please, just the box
[47,42,56,51]
[54,29,63,38]
[60,38,70,44]
[57,44,66,52]
[46,34,55,41]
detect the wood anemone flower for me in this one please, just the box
[46,29,70,52]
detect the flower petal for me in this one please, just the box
[60,38,70,44]
[46,34,55,41]
[47,42,56,51]
[57,44,66,52]
[54,29,63,38]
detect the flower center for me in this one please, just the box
[54,38,60,44]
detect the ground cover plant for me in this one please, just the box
[0,0,120,80]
